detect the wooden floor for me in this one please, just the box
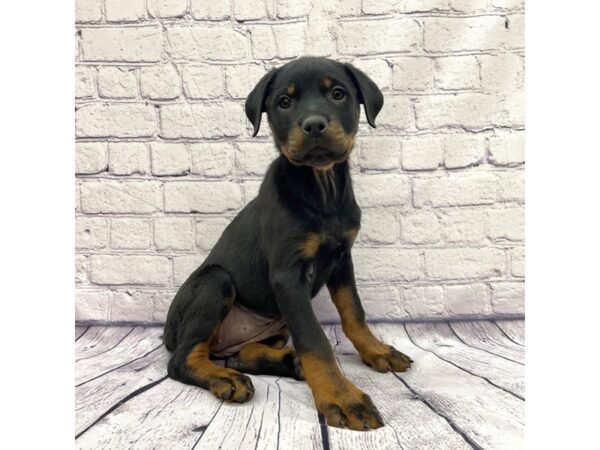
[75,320,524,450]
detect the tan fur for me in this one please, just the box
[322,76,332,89]
[298,232,323,258]
[287,83,296,96]
[237,342,294,364]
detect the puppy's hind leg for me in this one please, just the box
[167,266,255,403]
[225,334,305,380]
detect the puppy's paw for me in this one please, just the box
[361,345,413,373]
[319,391,384,431]
[207,371,255,403]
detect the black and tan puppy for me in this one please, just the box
[164,56,412,431]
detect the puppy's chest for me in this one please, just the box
[300,221,358,262]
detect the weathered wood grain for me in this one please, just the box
[323,325,473,450]
[76,378,222,450]
[450,321,525,364]
[405,322,524,398]
[375,323,525,450]
[75,326,134,362]
[75,344,169,436]
[495,320,525,346]
[75,326,88,340]
[76,327,163,386]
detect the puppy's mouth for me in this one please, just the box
[295,146,340,167]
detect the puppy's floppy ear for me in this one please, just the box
[245,68,278,137]
[344,64,384,128]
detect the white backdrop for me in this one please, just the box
[75,0,524,324]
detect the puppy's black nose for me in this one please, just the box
[301,115,328,137]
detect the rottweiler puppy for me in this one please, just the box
[163,56,413,431]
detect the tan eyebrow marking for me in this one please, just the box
[287,83,296,95]
[322,76,332,89]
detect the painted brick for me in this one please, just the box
[505,14,525,49]
[423,16,505,52]
[445,283,492,316]
[76,0,102,23]
[76,142,107,174]
[440,208,487,243]
[108,143,150,175]
[362,0,403,15]
[109,291,153,322]
[190,1,230,20]
[151,143,190,176]
[250,23,307,59]
[147,0,187,18]
[75,255,88,284]
[105,0,145,22]
[511,246,525,277]
[353,248,422,282]
[443,134,486,169]
[165,26,248,61]
[110,218,152,249]
[491,281,524,314]
[196,218,230,251]
[487,207,524,241]
[405,0,447,12]
[225,64,266,99]
[401,210,441,244]
[480,53,524,92]
[164,181,244,213]
[354,174,411,207]
[76,103,156,138]
[190,143,235,178]
[375,96,415,130]
[90,255,171,285]
[80,26,163,62]
[75,66,97,98]
[497,170,524,203]
[80,181,162,213]
[413,172,497,207]
[173,254,207,285]
[234,0,271,21]
[401,136,444,171]
[140,64,182,100]
[97,67,138,99]
[338,19,420,55]
[276,0,312,18]
[434,56,480,90]
[489,131,525,166]
[76,290,109,321]
[359,210,399,244]
[159,102,244,139]
[236,142,277,176]
[402,286,445,318]
[359,136,401,171]
[154,218,194,250]
[76,217,109,249]
[392,57,434,92]
[183,65,224,99]
[351,59,392,91]
[425,247,504,280]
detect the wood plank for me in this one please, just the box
[75,326,88,341]
[75,326,134,362]
[323,326,472,450]
[76,378,223,450]
[75,344,169,436]
[495,320,525,346]
[374,323,524,450]
[406,322,524,398]
[198,371,325,449]
[450,321,525,364]
[76,327,163,386]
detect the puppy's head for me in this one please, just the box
[245,57,383,169]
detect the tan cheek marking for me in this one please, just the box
[344,228,359,246]
[287,83,296,95]
[325,120,355,153]
[298,232,322,258]
[281,125,306,162]
[322,76,332,89]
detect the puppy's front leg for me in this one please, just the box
[270,268,384,431]
[327,252,413,373]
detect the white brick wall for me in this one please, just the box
[75,0,525,324]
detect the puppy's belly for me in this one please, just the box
[210,303,286,358]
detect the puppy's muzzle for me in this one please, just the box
[301,115,328,138]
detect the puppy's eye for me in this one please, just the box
[278,96,291,109]
[331,87,346,100]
